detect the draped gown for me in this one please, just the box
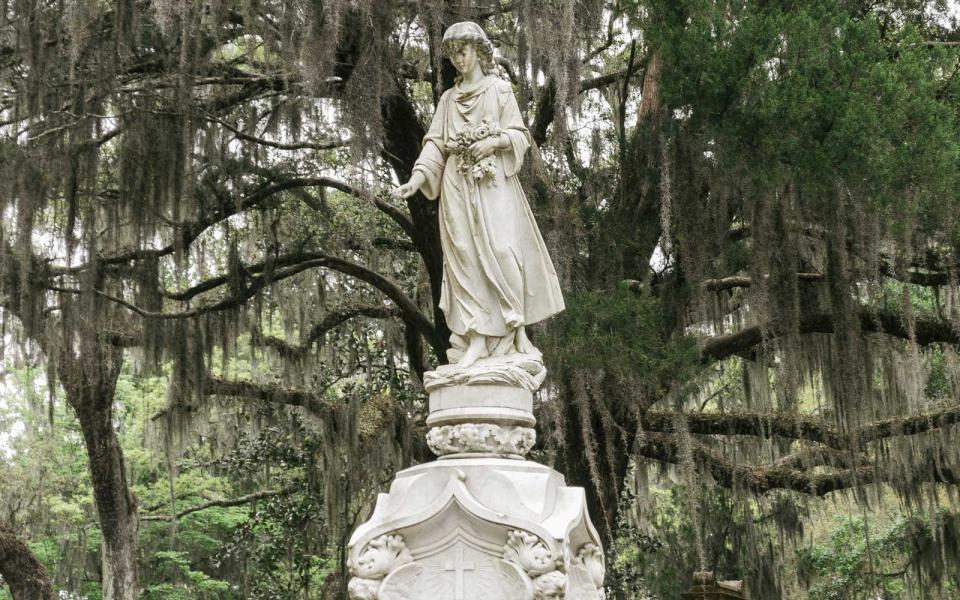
[412,75,564,357]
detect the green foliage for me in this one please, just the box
[925,347,955,399]
[0,365,100,597]
[611,483,960,599]
[213,426,335,600]
[797,510,960,599]
[636,0,960,252]
[612,484,778,599]
[220,494,335,600]
[141,552,231,600]
[545,288,699,387]
[0,361,335,599]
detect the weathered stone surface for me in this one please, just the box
[424,353,547,393]
[349,534,413,580]
[503,530,559,577]
[379,552,532,599]
[347,460,604,599]
[427,423,536,457]
[427,382,536,428]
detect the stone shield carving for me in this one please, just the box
[379,558,533,600]
[379,537,535,600]
[346,458,604,600]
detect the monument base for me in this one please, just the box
[347,458,605,599]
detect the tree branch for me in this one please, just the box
[702,267,951,289]
[140,487,296,522]
[204,376,330,415]
[314,254,442,350]
[253,304,400,359]
[645,404,960,452]
[57,178,316,270]
[635,432,957,496]
[858,403,960,444]
[643,411,848,450]
[532,67,640,146]
[206,115,347,151]
[161,251,438,348]
[727,225,958,287]
[308,177,417,242]
[581,68,637,93]
[60,176,413,272]
[700,310,960,362]
[771,446,869,470]
[85,254,330,319]
[583,9,618,64]
[701,273,824,292]
[878,259,953,286]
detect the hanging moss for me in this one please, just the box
[2,0,959,595]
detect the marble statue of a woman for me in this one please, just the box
[393,21,564,368]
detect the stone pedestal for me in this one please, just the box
[347,355,605,599]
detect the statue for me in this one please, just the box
[351,22,603,600]
[393,21,564,367]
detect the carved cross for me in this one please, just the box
[444,546,476,600]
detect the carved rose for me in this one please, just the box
[533,570,568,599]
[495,426,536,454]
[503,530,558,577]
[350,534,413,580]
[426,428,454,455]
[457,423,484,447]
[576,543,605,588]
[347,577,380,600]
[473,121,491,140]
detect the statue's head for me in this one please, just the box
[350,535,413,579]
[533,570,568,599]
[442,21,496,77]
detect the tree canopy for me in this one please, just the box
[1,1,960,599]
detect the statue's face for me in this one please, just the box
[451,43,479,75]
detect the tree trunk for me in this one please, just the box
[0,525,54,600]
[58,341,139,600]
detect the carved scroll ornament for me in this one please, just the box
[348,534,415,600]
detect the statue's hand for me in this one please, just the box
[468,137,500,161]
[392,182,418,199]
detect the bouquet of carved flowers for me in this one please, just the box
[446,118,502,183]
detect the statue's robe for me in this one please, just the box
[413,75,564,356]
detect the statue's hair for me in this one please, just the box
[442,38,497,83]
[441,22,504,83]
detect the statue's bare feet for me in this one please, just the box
[458,333,488,367]
[514,326,541,356]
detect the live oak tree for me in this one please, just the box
[0,524,53,600]
[1,1,959,599]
